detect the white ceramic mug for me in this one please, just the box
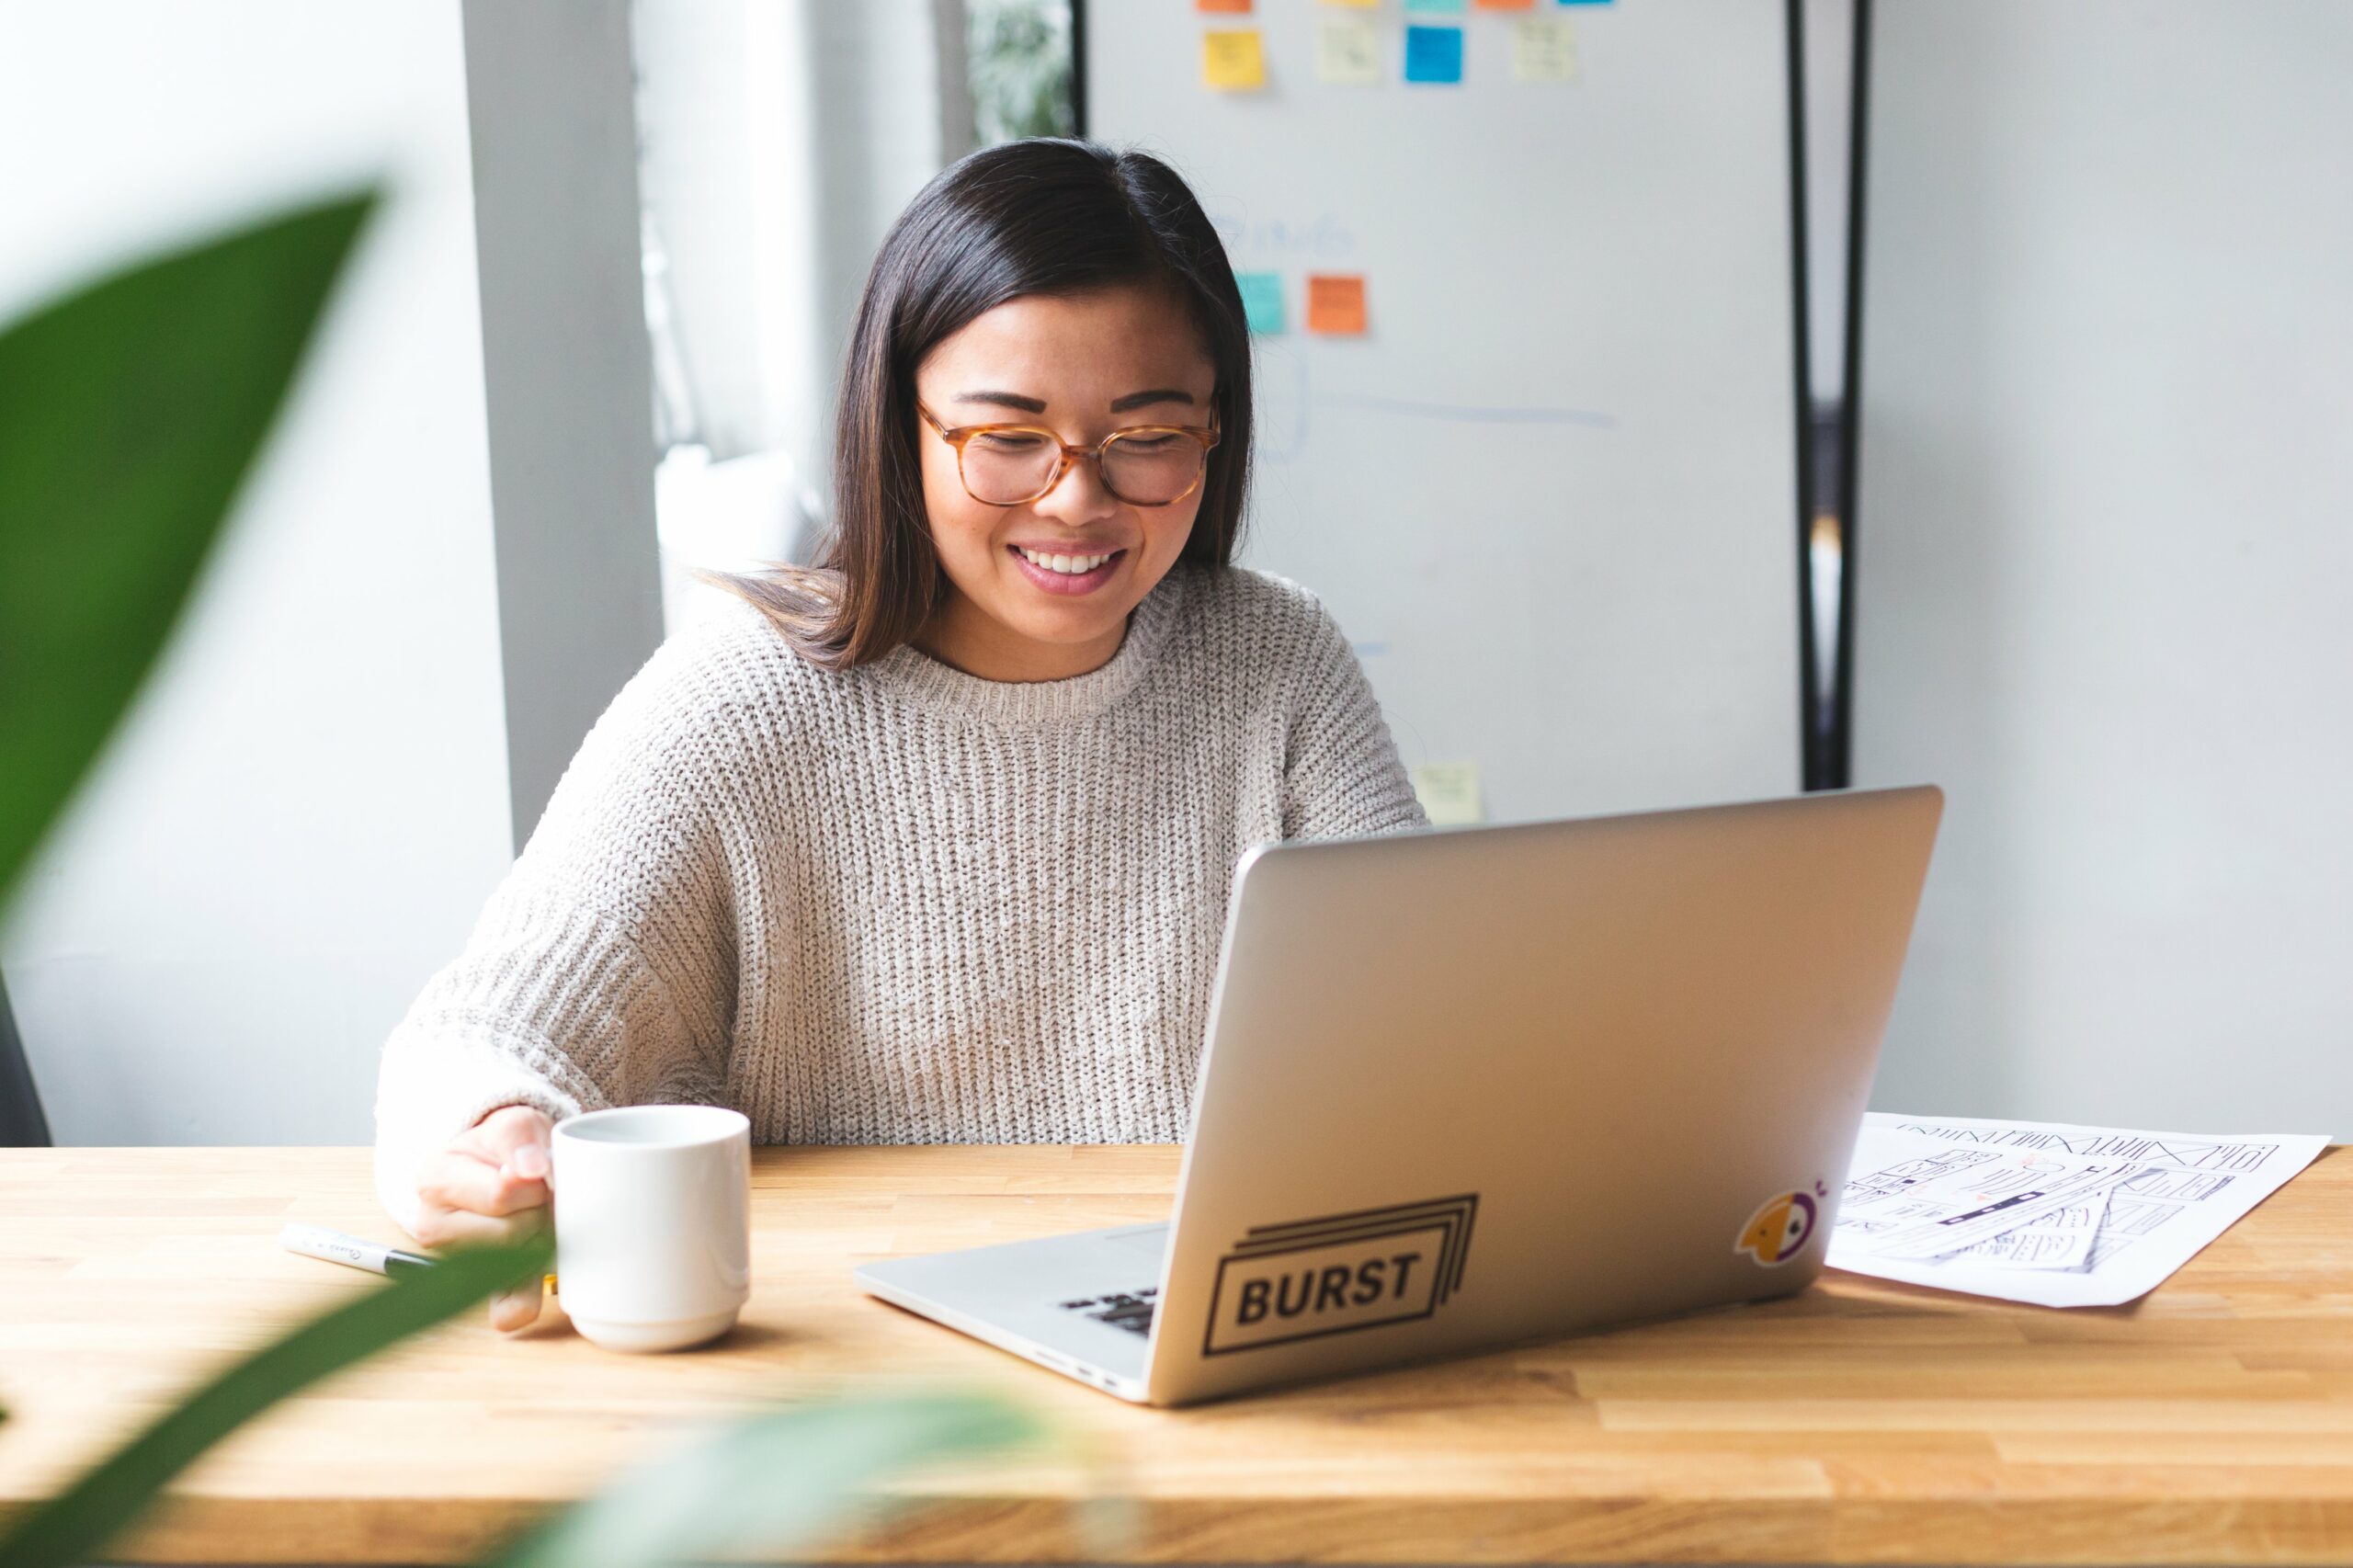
[550,1105,752,1352]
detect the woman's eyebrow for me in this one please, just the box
[954,390,1048,414]
[1109,388,1197,413]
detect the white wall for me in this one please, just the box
[1853,2,2353,1134]
[0,2,515,1144]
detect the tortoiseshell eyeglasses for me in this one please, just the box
[916,402,1221,507]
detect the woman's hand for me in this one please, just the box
[414,1104,555,1332]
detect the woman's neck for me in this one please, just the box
[914,596,1130,683]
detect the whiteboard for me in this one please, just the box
[1086,0,1805,823]
[1851,2,2353,1133]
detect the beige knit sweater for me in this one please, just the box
[372,562,1427,1236]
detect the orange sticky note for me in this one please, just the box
[1305,274,1368,335]
[1197,0,1253,12]
[1202,28,1267,89]
[1476,0,1537,8]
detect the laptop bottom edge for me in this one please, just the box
[860,1275,1154,1404]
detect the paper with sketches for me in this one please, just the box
[1944,1187,2110,1269]
[1827,1112,2331,1308]
[1831,1127,2134,1265]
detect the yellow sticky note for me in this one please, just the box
[1203,28,1267,90]
[1320,0,1381,6]
[1511,17,1579,82]
[1411,761,1484,826]
[1315,17,1381,84]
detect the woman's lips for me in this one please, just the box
[1008,544,1125,596]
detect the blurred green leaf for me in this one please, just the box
[0,189,376,910]
[0,1231,549,1568]
[489,1392,1043,1568]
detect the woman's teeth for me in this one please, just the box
[1017,547,1114,574]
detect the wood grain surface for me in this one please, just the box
[0,1144,2346,1564]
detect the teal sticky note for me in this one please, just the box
[1403,24,1464,84]
[1235,271,1285,335]
[1403,0,1467,14]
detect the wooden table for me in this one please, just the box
[0,1145,2347,1565]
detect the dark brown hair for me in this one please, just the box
[704,138,1255,668]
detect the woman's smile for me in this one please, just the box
[1008,542,1128,596]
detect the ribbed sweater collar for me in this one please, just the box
[864,565,1190,726]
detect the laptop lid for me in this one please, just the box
[1140,786,1943,1406]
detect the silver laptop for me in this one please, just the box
[858,786,1943,1406]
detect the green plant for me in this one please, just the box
[0,192,374,906]
[0,1233,553,1568]
[0,194,1044,1568]
[968,0,1075,145]
[0,188,381,1438]
[490,1393,1044,1568]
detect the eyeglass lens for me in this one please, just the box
[961,430,1205,506]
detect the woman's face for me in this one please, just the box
[911,282,1219,682]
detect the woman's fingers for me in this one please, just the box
[409,1196,547,1251]
[409,1185,549,1329]
[415,1146,547,1220]
[464,1106,556,1179]
[488,1278,547,1334]
[414,1106,561,1333]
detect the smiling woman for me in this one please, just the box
[371,140,1427,1329]
[906,285,1222,681]
[706,138,1252,675]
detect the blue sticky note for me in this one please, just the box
[1235,271,1285,335]
[1403,24,1464,83]
[1403,0,1466,14]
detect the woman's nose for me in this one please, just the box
[1031,449,1121,525]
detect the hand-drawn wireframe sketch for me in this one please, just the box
[1863,1160,2135,1262]
[1948,1194,2109,1270]
[1892,1122,2281,1173]
[1842,1148,1996,1203]
[1827,1114,2330,1308]
[1954,1223,2090,1268]
[2078,1194,2185,1267]
[1835,1135,2123,1264]
[2117,1167,2237,1201]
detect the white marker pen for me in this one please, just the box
[279,1221,437,1278]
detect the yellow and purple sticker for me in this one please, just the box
[1733,1183,1825,1266]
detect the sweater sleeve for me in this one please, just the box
[1279,592,1430,843]
[372,629,745,1240]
